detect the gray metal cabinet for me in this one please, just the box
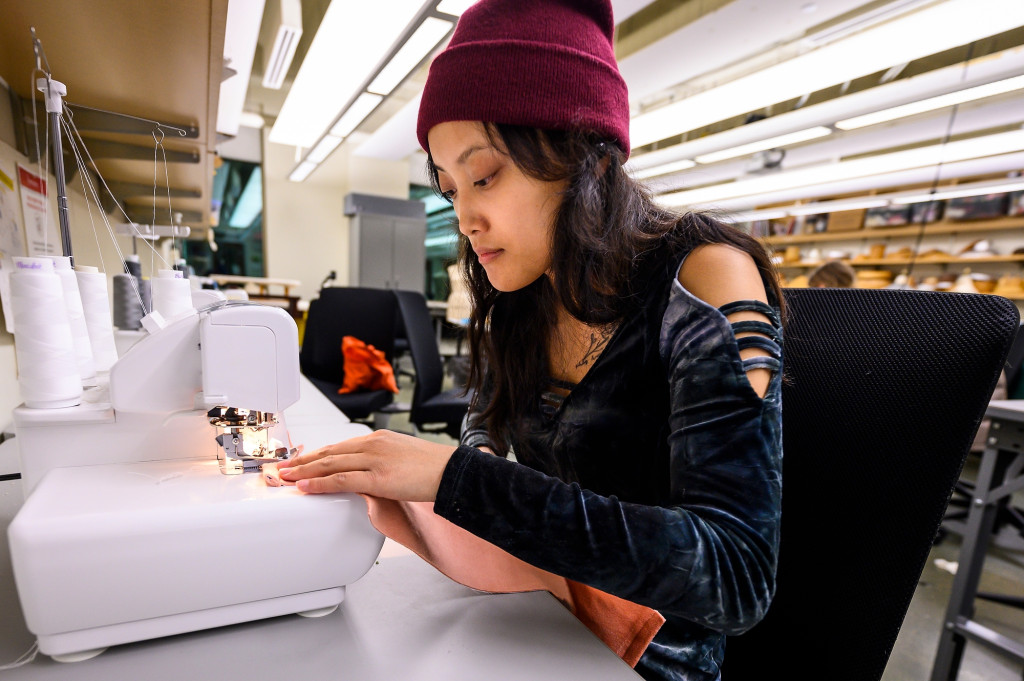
[345,193,426,293]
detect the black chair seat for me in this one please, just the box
[304,376,395,421]
[393,290,473,440]
[415,388,476,439]
[300,287,399,422]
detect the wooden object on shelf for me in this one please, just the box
[763,216,1024,246]
[826,209,866,232]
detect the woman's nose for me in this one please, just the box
[456,197,482,235]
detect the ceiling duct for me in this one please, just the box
[262,0,303,90]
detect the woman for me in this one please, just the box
[277,1,784,678]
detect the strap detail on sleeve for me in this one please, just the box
[718,300,783,377]
[718,300,780,327]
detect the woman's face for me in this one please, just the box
[428,121,564,292]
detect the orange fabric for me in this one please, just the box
[363,497,665,667]
[338,335,399,394]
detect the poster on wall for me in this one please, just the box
[0,165,25,257]
[0,164,25,334]
[18,163,60,257]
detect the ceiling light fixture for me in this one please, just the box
[835,74,1024,130]
[218,0,267,136]
[283,2,456,182]
[307,135,343,163]
[435,0,474,15]
[694,126,833,165]
[631,159,697,180]
[657,128,1024,207]
[890,177,1024,204]
[288,161,317,183]
[629,0,1024,149]
[330,93,384,138]
[270,0,432,148]
[367,17,453,95]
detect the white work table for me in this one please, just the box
[0,376,642,680]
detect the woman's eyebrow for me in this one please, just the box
[434,145,488,173]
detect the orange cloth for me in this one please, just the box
[262,465,664,666]
[339,335,399,394]
[363,497,664,667]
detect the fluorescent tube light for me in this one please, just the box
[658,128,1024,207]
[726,209,790,222]
[694,127,832,164]
[262,0,303,90]
[786,198,889,216]
[436,0,475,15]
[629,0,1024,149]
[307,135,343,163]
[288,161,317,182]
[218,0,266,136]
[891,178,1024,204]
[368,17,453,95]
[631,159,697,179]
[270,0,426,147]
[836,74,1024,130]
[330,93,384,138]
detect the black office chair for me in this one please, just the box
[393,289,473,440]
[720,288,1018,681]
[942,321,1024,540]
[300,287,399,422]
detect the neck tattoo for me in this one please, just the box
[575,328,614,369]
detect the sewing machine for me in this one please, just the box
[7,302,385,662]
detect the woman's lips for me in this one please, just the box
[476,249,503,265]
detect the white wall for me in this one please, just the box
[261,131,410,301]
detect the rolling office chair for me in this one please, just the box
[299,287,399,423]
[720,288,1018,681]
[943,321,1024,541]
[393,289,473,440]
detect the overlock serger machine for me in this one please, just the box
[7,303,384,662]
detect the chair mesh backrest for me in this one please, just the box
[300,287,398,384]
[722,288,1018,681]
[393,290,445,417]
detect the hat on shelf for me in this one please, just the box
[417,0,631,156]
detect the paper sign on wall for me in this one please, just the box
[0,165,25,334]
[18,164,60,257]
[0,166,24,258]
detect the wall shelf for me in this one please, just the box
[779,255,1024,268]
[764,217,1024,246]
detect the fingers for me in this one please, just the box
[295,470,376,495]
[278,452,373,485]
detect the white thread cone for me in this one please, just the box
[152,269,195,321]
[47,256,96,382]
[11,257,82,408]
[76,266,120,371]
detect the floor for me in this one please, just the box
[382,349,1024,680]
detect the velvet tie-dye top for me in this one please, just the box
[434,251,784,681]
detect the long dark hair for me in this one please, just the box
[428,123,783,456]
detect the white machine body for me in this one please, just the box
[8,302,384,660]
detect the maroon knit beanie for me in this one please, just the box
[417,0,630,158]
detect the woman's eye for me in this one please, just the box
[474,173,495,188]
[440,189,456,202]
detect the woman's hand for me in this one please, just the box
[274,430,457,501]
